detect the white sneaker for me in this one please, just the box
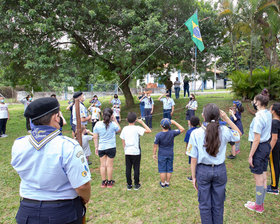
[1,134,7,138]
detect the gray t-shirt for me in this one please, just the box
[82,135,93,157]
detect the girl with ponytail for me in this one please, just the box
[93,108,121,188]
[186,103,241,224]
[245,89,272,213]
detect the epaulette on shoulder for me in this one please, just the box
[59,136,79,145]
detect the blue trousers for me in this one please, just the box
[16,197,85,224]
[196,163,227,224]
[174,87,180,99]
[163,109,172,119]
[184,85,190,97]
[144,108,152,128]
[140,104,145,118]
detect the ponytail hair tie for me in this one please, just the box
[211,120,216,123]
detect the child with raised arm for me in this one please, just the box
[153,118,185,188]
[184,116,200,181]
[80,125,94,165]
[120,112,151,190]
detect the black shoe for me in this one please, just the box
[134,184,141,190]
[159,181,165,188]
[187,176,193,182]
[227,154,236,159]
[127,184,133,190]
[88,161,92,165]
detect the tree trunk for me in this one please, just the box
[262,42,280,67]
[230,32,238,70]
[119,73,135,107]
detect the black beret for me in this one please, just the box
[24,97,60,121]
[73,91,83,99]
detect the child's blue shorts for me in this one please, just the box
[158,155,174,173]
[250,141,271,174]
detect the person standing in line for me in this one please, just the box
[187,103,241,224]
[88,103,101,131]
[120,112,151,190]
[183,75,190,98]
[72,92,91,133]
[267,103,280,195]
[80,125,94,166]
[174,77,181,99]
[112,105,121,123]
[138,92,145,120]
[158,93,175,119]
[20,95,32,132]
[245,89,272,213]
[139,92,154,129]
[186,94,198,128]
[164,77,173,97]
[153,118,185,188]
[111,94,121,108]
[11,97,91,223]
[93,108,121,188]
[0,96,9,138]
[89,95,102,108]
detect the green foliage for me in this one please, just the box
[229,66,280,99]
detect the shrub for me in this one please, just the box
[229,67,280,100]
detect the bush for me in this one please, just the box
[229,67,280,100]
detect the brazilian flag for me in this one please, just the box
[184,12,205,52]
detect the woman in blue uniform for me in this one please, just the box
[158,92,175,119]
[139,92,154,129]
[187,103,241,224]
[11,97,91,224]
[245,89,272,213]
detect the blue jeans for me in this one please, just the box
[158,155,174,173]
[144,108,152,128]
[174,87,180,99]
[196,163,227,224]
[163,109,172,119]
[140,104,145,118]
[166,89,171,97]
[184,85,190,97]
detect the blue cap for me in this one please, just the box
[233,100,242,108]
[160,118,171,129]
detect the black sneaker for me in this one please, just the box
[127,184,133,190]
[159,181,165,188]
[187,176,192,182]
[101,180,107,188]
[134,184,141,190]
[107,180,115,188]
[227,154,236,159]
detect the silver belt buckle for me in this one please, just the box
[211,164,215,167]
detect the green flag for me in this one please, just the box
[184,12,205,52]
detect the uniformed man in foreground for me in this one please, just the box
[11,97,91,224]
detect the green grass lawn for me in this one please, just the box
[0,93,279,223]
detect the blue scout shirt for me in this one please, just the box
[154,129,181,156]
[184,127,198,143]
[111,98,121,106]
[142,97,154,109]
[72,102,88,126]
[160,98,175,110]
[93,121,120,150]
[248,109,272,142]
[11,134,91,200]
[187,125,240,165]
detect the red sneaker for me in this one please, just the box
[244,201,264,213]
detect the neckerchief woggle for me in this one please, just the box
[29,125,62,150]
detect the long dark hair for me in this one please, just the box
[103,108,113,129]
[203,103,221,157]
[255,89,269,107]
[272,103,280,117]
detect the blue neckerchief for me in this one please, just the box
[29,125,62,150]
[202,121,226,130]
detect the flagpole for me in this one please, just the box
[194,46,197,94]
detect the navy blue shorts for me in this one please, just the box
[186,109,195,120]
[16,197,85,224]
[229,141,235,146]
[158,155,174,173]
[98,147,116,158]
[250,141,271,174]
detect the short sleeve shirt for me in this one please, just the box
[113,108,120,117]
[93,121,120,150]
[160,98,175,110]
[0,103,8,119]
[174,81,181,88]
[111,98,121,106]
[72,103,88,125]
[187,125,240,165]
[142,97,154,109]
[187,100,198,110]
[154,130,181,156]
[248,109,272,142]
[120,125,145,155]
[82,135,93,157]
[11,135,91,200]
[271,119,280,143]
[184,127,197,144]
[90,107,101,120]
